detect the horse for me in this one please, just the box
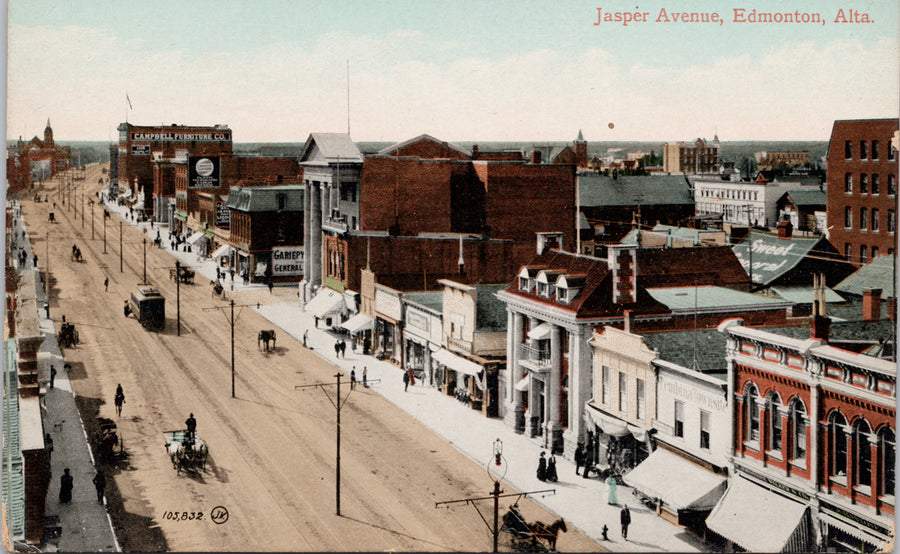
[528,519,567,552]
[258,330,276,352]
[211,280,224,297]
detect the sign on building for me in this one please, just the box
[271,247,303,276]
[131,144,151,156]
[189,156,220,189]
[216,201,230,228]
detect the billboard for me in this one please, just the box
[271,247,303,276]
[216,201,230,228]
[131,144,151,155]
[189,156,220,189]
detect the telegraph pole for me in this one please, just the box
[202,300,258,398]
[103,212,107,253]
[142,237,147,284]
[91,202,95,240]
[119,221,123,273]
[296,373,380,516]
[81,195,85,228]
[175,261,182,336]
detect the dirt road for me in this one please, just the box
[21,167,604,552]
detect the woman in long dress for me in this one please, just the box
[59,468,74,504]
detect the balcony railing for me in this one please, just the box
[518,343,551,368]
[323,215,348,234]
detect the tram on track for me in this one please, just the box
[129,286,166,330]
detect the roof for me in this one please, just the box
[226,185,304,212]
[404,291,444,313]
[637,246,749,288]
[731,230,840,286]
[475,285,509,332]
[769,285,845,304]
[780,189,827,207]
[645,286,790,313]
[620,224,728,247]
[578,172,693,207]
[376,134,472,158]
[299,133,363,164]
[834,255,896,297]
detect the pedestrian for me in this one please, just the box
[334,341,341,358]
[583,444,594,480]
[92,470,106,504]
[44,302,50,318]
[403,369,410,391]
[537,451,547,481]
[59,468,73,504]
[216,267,221,281]
[104,277,109,291]
[547,454,559,482]
[114,384,125,417]
[574,443,586,476]
[45,433,53,461]
[50,365,57,389]
[33,255,38,267]
[185,413,197,440]
[268,281,273,294]
[620,505,631,540]
[606,475,618,505]
[314,316,319,328]
[339,340,346,358]
[362,367,368,388]
[303,330,309,348]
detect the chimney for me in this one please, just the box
[889,297,897,322]
[863,289,882,322]
[777,219,793,239]
[608,244,638,304]
[531,149,542,164]
[623,310,634,333]
[536,232,564,254]
[811,314,830,341]
[472,144,479,160]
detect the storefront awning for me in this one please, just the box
[819,512,889,551]
[186,232,208,246]
[584,403,630,437]
[210,244,234,259]
[623,447,726,511]
[341,313,373,334]
[432,349,483,376]
[515,374,530,391]
[305,288,344,319]
[527,322,553,340]
[706,476,809,553]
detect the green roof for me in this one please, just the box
[769,285,845,304]
[835,255,897,297]
[404,291,443,313]
[645,285,789,312]
[226,185,304,212]
[475,285,508,332]
[578,173,693,207]
[782,189,827,207]
[732,230,827,286]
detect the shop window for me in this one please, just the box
[618,373,627,415]
[700,410,710,449]
[791,400,807,463]
[831,412,848,480]
[855,419,873,488]
[674,400,685,438]
[880,428,895,497]
[746,384,760,444]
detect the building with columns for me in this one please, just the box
[712,317,895,552]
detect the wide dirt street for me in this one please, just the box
[22,166,603,552]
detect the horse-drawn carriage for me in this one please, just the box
[258,329,276,352]
[211,281,224,297]
[164,430,209,474]
[94,417,121,465]
[169,266,195,284]
[59,322,79,348]
[48,212,55,223]
[500,504,567,552]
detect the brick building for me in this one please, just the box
[825,119,899,266]
[755,150,811,171]
[714,314,895,552]
[13,120,72,187]
[663,136,720,174]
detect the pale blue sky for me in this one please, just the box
[6,0,899,142]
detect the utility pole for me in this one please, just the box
[142,237,147,284]
[119,221,123,273]
[45,231,50,301]
[296,373,380,516]
[103,212,107,253]
[175,261,182,336]
[91,202,95,240]
[81,194,85,228]
[202,300,258,399]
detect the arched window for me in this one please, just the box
[830,412,848,478]
[767,393,783,452]
[854,419,873,487]
[789,399,807,462]
[745,384,760,443]
[879,428,895,496]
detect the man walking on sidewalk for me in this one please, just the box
[620,505,631,540]
[93,470,106,504]
[50,365,57,389]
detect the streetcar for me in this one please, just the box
[129,286,166,330]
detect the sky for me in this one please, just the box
[5,0,899,143]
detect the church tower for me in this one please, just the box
[574,129,587,167]
[44,119,54,148]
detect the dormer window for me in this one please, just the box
[519,276,531,292]
[555,274,585,304]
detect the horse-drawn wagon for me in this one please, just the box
[94,417,121,465]
[164,430,208,474]
[500,504,567,552]
[169,266,195,284]
[59,322,79,348]
[258,329,276,352]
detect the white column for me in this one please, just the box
[547,324,562,452]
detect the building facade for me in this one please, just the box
[663,137,720,174]
[692,174,797,228]
[714,318,895,552]
[825,119,899,266]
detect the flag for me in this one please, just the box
[126,92,133,110]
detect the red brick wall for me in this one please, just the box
[23,449,49,544]
[389,139,470,159]
[826,119,899,264]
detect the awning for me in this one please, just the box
[527,322,553,340]
[186,232,207,246]
[304,288,344,319]
[819,512,889,550]
[133,200,145,211]
[210,244,234,259]
[706,476,809,553]
[432,349,483,376]
[584,403,630,437]
[515,374,530,391]
[341,313,373,334]
[623,447,726,511]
